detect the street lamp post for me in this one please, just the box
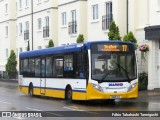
[31,0,33,50]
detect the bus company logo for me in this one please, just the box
[109,83,123,86]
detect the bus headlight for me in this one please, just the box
[128,83,137,92]
[92,84,103,92]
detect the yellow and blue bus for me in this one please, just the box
[19,40,138,101]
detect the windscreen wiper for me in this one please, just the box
[113,62,131,83]
[100,69,113,83]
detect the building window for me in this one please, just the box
[45,16,49,27]
[24,21,29,40]
[19,0,22,9]
[102,2,112,30]
[25,21,29,30]
[19,23,22,35]
[37,18,42,30]
[92,4,99,20]
[37,0,42,3]
[6,49,8,58]
[25,0,29,7]
[38,46,42,49]
[43,16,49,38]
[16,48,18,57]
[5,26,8,37]
[69,10,77,34]
[19,48,23,53]
[5,4,8,14]
[62,12,67,26]
[71,10,76,22]
[16,2,17,11]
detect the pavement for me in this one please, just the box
[0,79,18,83]
[139,89,160,97]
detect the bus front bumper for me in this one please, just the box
[86,83,138,100]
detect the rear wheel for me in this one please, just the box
[65,87,72,102]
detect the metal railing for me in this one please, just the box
[68,21,77,34]
[102,14,113,30]
[24,30,29,40]
[43,26,49,38]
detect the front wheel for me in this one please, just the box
[65,88,72,102]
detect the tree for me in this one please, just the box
[48,39,54,47]
[123,31,137,43]
[108,21,121,40]
[76,34,84,43]
[5,50,17,79]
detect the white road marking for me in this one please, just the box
[63,106,99,115]
[63,106,84,111]
[150,103,160,105]
[0,100,11,105]
[26,107,63,117]
[26,107,42,111]
[14,117,27,120]
[43,111,63,117]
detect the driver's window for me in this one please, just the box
[120,56,126,69]
[108,55,117,70]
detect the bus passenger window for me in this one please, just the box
[35,59,40,77]
[46,57,52,77]
[29,59,35,77]
[54,58,63,77]
[64,55,73,71]
[41,59,46,77]
[23,59,28,73]
[20,60,24,75]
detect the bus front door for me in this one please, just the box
[40,58,46,95]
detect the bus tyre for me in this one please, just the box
[29,86,34,97]
[66,88,72,102]
[107,99,115,103]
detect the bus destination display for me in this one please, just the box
[98,44,129,52]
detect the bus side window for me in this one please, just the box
[35,59,40,77]
[53,58,63,77]
[76,52,85,79]
[20,59,24,75]
[46,57,52,77]
[23,59,29,77]
[29,59,35,77]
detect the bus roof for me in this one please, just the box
[19,40,135,58]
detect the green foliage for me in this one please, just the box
[138,72,148,91]
[108,21,121,40]
[5,50,17,79]
[48,39,54,47]
[76,34,84,43]
[123,31,137,43]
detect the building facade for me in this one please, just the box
[0,0,160,89]
[0,0,16,74]
[143,0,160,89]
[58,0,87,45]
[16,0,58,51]
[87,0,127,41]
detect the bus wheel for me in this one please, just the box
[29,86,34,97]
[107,99,115,103]
[66,87,72,102]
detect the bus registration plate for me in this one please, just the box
[110,96,120,99]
